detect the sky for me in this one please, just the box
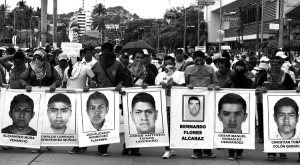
[1,0,196,19]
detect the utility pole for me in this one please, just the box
[219,0,222,52]
[157,23,160,52]
[183,7,186,52]
[278,0,284,49]
[260,0,265,54]
[256,0,260,56]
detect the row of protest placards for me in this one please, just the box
[0,87,299,153]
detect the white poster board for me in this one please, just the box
[263,92,300,153]
[214,89,255,149]
[77,89,120,147]
[61,42,82,56]
[170,87,214,149]
[41,92,78,146]
[0,89,45,149]
[122,87,169,148]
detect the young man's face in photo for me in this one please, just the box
[47,102,72,129]
[218,103,247,133]
[274,106,299,137]
[10,102,34,129]
[87,98,108,126]
[188,99,200,117]
[131,102,157,134]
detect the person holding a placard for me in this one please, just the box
[20,49,61,92]
[271,97,300,139]
[218,93,248,160]
[1,94,37,136]
[184,51,219,159]
[155,55,185,158]
[0,50,32,89]
[256,55,296,161]
[43,93,74,134]
[121,49,156,156]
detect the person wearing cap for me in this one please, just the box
[211,53,221,72]
[256,55,296,161]
[54,53,69,84]
[20,49,61,92]
[155,55,185,159]
[62,51,96,89]
[253,62,269,144]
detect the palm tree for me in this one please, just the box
[41,0,48,47]
[53,0,57,48]
[92,3,106,43]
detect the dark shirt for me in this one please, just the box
[146,63,158,77]
[257,72,295,90]
[92,60,124,88]
[2,126,37,136]
[123,68,155,87]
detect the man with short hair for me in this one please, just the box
[120,53,130,67]
[185,51,219,159]
[218,93,248,134]
[85,92,112,131]
[175,49,193,72]
[81,48,97,68]
[2,94,37,136]
[131,92,162,134]
[144,54,158,77]
[271,97,299,139]
[185,96,203,121]
[43,93,74,134]
[216,58,233,88]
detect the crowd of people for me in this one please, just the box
[0,43,300,162]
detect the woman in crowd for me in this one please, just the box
[62,51,97,90]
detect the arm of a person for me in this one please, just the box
[222,77,231,88]
[52,68,62,87]
[285,73,296,90]
[20,68,30,88]
[184,68,189,84]
[116,62,125,86]
[211,69,218,87]
[62,70,67,88]
[0,55,14,70]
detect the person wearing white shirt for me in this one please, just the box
[155,55,185,159]
[81,48,97,68]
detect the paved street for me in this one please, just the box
[0,133,299,165]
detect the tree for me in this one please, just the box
[92,3,106,43]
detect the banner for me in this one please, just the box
[122,87,169,148]
[263,92,300,153]
[61,42,82,56]
[0,89,45,149]
[214,89,255,149]
[170,87,214,149]
[41,92,78,146]
[77,89,120,147]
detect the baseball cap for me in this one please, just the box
[275,51,287,59]
[58,53,68,61]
